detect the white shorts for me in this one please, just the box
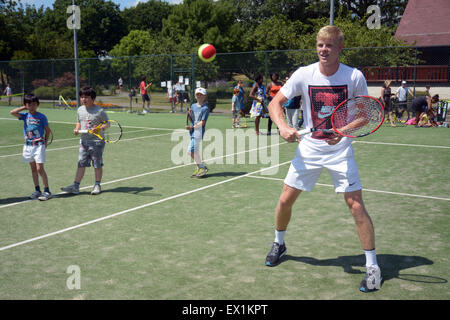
[22,144,46,164]
[284,140,362,193]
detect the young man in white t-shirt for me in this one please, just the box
[265,25,381,293]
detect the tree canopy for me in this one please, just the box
[0,0,409,61]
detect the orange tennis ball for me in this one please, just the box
[198,44,216,62]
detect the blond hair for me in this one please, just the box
[317,25,344,45]
[384,80,392,88]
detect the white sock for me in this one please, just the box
[274,229,285,245]
[364,249,378,268]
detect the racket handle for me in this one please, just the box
[78,129,88,133]
[297,128,312,136]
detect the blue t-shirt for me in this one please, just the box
[284,96,301,109]
[189,102,210,138]
[19,112,48,144]
[233,85,245,109]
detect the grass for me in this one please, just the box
[0,105,449,302]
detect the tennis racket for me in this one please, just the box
[186,107,192,127]
[298,95,384,138]
[58,95,75,109]
[78,120,122,143]
[46,130,53,146]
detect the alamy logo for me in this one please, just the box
[67,5,81,30]
[170,129,280,175]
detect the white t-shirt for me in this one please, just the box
[280,62,368,152]
[396,86,409,102]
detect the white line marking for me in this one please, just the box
[0,139,288,208]
[353,141,450,149]
[0,162,290,252]
[246,175,450,201]
[0,132,173,159]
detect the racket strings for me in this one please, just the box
[103,121,122,143]
[332,97,383,137]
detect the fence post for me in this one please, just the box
[170,54,174,85]
[265,51,269,86]
[128,56,132,90]
[413,47,418,95]
[191,53,195,102]
[51,59,55,107]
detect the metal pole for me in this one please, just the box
[413,48,417,96]
[191,53,195,103]
[72,0,80,107]
[330,0,335,25]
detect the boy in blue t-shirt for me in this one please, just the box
[186,87,210,177]
[10,94,53,200]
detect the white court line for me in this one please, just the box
[0,117,176,131]
[0,129,152,149]
[353,140,450,149]
[0,139,288,209]
[0,132,173,159]
[0,161,290,252]
[246,175,450,201]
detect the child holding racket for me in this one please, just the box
[10,94,53,201]
[231,88,241,128]
[265,25,382,293]
[61,86,108,195]
[186,87,210,177]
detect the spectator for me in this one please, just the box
[139,76,152,113]
[283,72,301,130]
[3,84,12,106]
[249,74,266,135]
[381,80,395,126]
[118,77,123,94]
[411,94,439,125]
[266,73,283,135]
[395,80,414,120]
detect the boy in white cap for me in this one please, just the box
[186,87,210,177]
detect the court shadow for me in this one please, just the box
[285,254,441,284]
[0,196,29,205]
[199,171,247,178]
[103,186,155,195]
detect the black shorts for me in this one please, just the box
[141,94,150,102]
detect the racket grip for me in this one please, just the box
[297,128,312,136]
[78,129,88,133]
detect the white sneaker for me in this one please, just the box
[91,184,101,195]
[38,191,53,201]
[360,265,382,292]
[29,191,42,199]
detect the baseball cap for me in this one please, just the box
[402,80,407,84]
[195,87,207,95]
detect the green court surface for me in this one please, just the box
[0,106,449,300]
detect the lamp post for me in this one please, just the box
[68,0,81,107]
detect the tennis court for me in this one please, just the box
[0,106,449,300]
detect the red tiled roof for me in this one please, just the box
[395,0,450,47]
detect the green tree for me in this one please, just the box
[121,0,172,34]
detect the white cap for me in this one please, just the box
[402,80,407,84]
[195,87,207,95]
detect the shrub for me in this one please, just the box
[32,86,55,99]
[32,78,52,89]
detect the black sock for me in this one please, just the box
[44,187,50,193]
[35,186,41,192]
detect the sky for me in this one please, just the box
[20,0,183,10]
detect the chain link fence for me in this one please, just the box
[1,46,448,111]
